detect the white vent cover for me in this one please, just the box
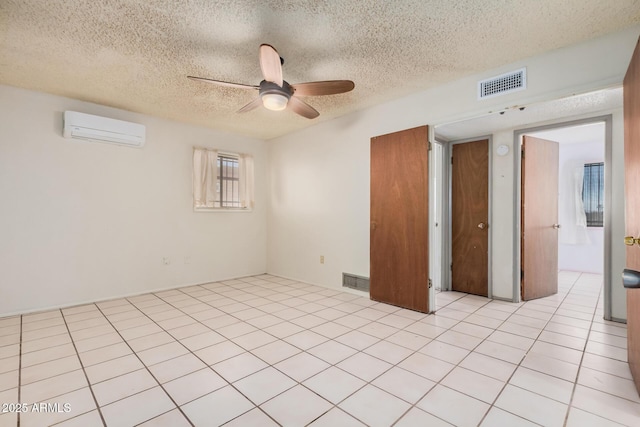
[478,68,526,100]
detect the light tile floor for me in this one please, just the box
[0,271,638,426]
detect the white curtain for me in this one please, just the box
[559,160,590,245]
[239,154,255,209]
[193,148,218,208]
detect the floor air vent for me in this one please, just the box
[478,68,526,100]
[343,273,370,292]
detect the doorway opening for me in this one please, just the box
[516,117,611,311]
[523,123,605,274]
[431,87,619,317]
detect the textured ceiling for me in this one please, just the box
[436,87,622,141]
[1,1,639,140]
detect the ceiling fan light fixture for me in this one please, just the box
[261,93,289,111]
[188,45,353,119]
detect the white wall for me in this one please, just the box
[2,26,637,319]
[267,26,638,320]
[490,131,516,300]
[0,85,268,316]
[557,141,605,273]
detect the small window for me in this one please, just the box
[582,162,604,227]
[193,148,254,211]
[217,155,241,208]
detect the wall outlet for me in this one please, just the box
[320,255,325,264]
[162,257,170,265]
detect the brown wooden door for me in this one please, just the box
[521,135,559,301]
[370,126,429,313]
[451,139,489,296]
[624,36,640,395]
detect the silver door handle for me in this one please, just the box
[623,269,640,289]
[552,224,561,229]
[477,222,488,230]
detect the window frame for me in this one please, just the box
[193,148,254,213]
[217,154,242,209]
[582,161,604,228]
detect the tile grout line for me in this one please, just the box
[394,291,517,426]
[339,286,539,425]
[16,310,110,424]
[403,274,619,426]
[384,293,498,426]
[213,276,357,426]
[59,306,107,427]
[5,280,373,427]
[416,273,584,425]
[257,277,556,426]
[138,286,284,426]
[19,276,616,423]
[6,273,630,427]
[562,275,615,426]
[190,276,378,421]
[506,274,627,421]
[299,289,496,426]
[0,286,500,394]
[562,273,597,427]
[17,315,22,427]
[91,303,198,427]
[93,274,328,424]
[473,272,585,426]
[160,276,404,426]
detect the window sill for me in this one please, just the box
[194,207,253,213]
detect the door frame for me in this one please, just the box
[513,115,613,317]
[442,136,494,298]
[429,136,446,302]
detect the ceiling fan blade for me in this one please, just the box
[237,97,263,113]
[291,80,355,96]
[187,76,258,90]
[259,44,283,87]
[288,96,319,119]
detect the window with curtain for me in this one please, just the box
[193,148,254,210]
[582,162,604,227]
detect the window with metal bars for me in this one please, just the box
[193,147,254,211]
[217,155,241,208]
[582,162,604,227]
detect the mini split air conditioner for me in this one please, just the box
[63,111,146,148]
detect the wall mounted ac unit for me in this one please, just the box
[63,111,146,148]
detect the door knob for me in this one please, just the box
[552,224,561,229]
[477,222,488,230]
[623,269,640,289]
[624,236,640,246]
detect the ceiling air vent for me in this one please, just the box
[478,68,526,100]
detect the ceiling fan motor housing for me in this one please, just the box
[259,80,292,111]
[259,80,292,98]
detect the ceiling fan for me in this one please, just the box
[188,44,355,119]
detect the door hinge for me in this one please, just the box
[450,263,453,270]
[428,279,433,289]
[521,149,525,158]
[428,141,432,151]
[451,156,453,164]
